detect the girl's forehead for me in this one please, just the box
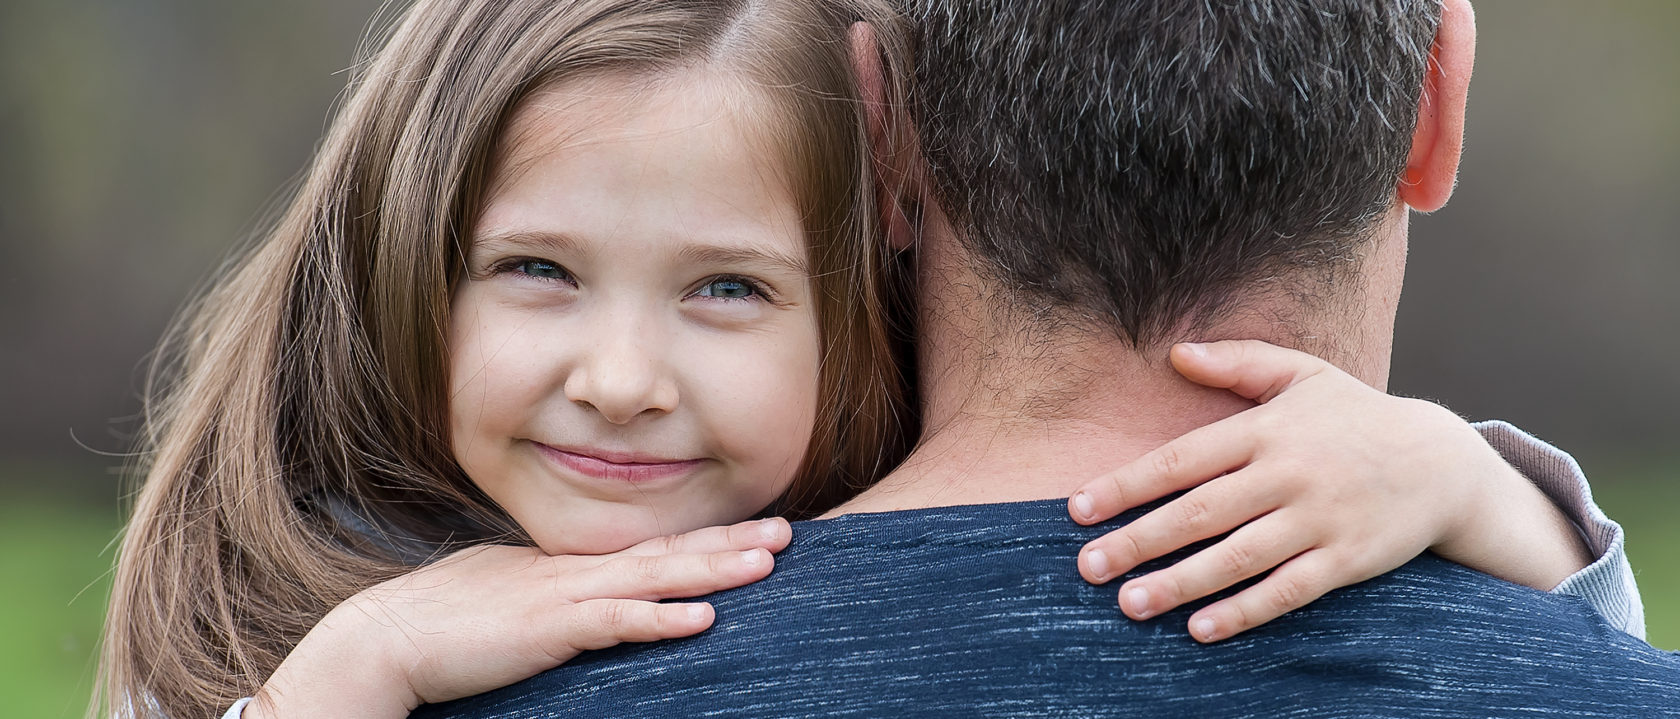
[488,66,786,189]
[473,64,805,257]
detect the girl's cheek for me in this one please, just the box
[760,338,822,470]
[697,327,818,464]
[445,286,551,458]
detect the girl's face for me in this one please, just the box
[449,69,821,555]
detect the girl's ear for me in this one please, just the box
[1398,0,1475,213]
[849,21,920,252]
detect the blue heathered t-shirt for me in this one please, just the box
[417,500,1680,718]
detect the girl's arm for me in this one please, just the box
[1473,418,1645,638]
[1067,340,1638,643]
[242,518,791,719]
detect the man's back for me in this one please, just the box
[419,500,1680,718]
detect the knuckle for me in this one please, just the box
[707,550,732,575]
[1227,597,1260,631]
[1269,574,1313,613]
[1172,497,1212,532]
[1273,452,1310,478]
[1251,409,1284,438]
[653,604,682,632]
[632,555,666,583]
[1223,594,1263,628]
[737,521,768,548]
[1115,530,1147,565]
[722,523,748,546]
[1220,543,1256,579]
[1157,572,1189,605]
[1152,446,1185,480]
[1102,473,1128,508]
[656,534,682,555]
[596,600,630,631]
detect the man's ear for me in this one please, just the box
[848,21,919,251]
[1399,0,1475,212]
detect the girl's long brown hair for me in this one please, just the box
[97,1,915,716]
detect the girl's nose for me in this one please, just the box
[563,328,679,425]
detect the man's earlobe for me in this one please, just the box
[1399,0,1476,213]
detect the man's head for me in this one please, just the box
[880,0,1474,379]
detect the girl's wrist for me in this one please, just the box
[1432,447,1591,590]
[246,601,419,719]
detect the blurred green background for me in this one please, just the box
[1,1,1676,716]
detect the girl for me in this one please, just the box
[98,0,1636,717]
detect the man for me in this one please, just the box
[422,0,1679,715]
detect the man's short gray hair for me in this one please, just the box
[900,0,1443,344]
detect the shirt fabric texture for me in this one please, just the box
[414,426,1675,719]
[223,423,1656,718]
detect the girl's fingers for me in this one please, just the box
[406,597,718,705]
[1077,471,1276,585]
[1069,419,1255,525]
[555,599,715,654]
[1169,340,1332,403]
[1111,513,1310,621]
[1068,342,1344,527]
[1184,549,1339,643]
[622,518,791,557]
[565,548,775,602]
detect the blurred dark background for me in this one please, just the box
[1,1,1676,715]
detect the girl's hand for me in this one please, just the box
[1067,340,1592,643]
[247,517,792,719]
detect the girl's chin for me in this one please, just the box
[522,505,729,556]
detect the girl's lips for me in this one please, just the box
[534,443,704,484]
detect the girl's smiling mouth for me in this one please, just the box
[533,442,706,484]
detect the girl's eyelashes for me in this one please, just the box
[689,275,778,304]
[488,257,576,286]
[480,258,782,306]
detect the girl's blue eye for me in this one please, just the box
[695,278,760,300]
[514,259,570,282]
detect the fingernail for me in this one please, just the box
[1180,342,1208,358]
[1071,492,1095,521]
[1125,586,1152,618]
[741,548,766,567]
[1193,617,1219,642]
[1083,549,1110,581]
[686,604,707,623]
[758,519,782,540]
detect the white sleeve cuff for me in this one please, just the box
[1473,419,1646,640]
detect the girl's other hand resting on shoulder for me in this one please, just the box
[1067,339,1594,643]
[245,518,791,719]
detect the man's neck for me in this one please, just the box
[826,328,1257,515]
[828,379,1257,515]
[825,216,1396,517]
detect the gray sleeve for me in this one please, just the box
[1473,420,1646,640]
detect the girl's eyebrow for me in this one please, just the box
[472,230,584,257]
[674,244,810,277]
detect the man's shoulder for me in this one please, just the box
[418,500,1680,719]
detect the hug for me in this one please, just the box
[99,0,1680,717]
